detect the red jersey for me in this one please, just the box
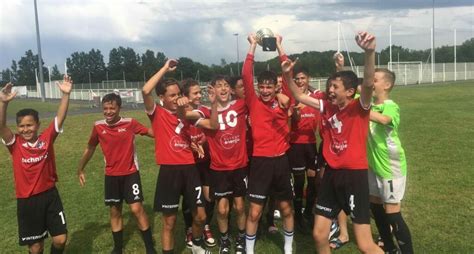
[188,124,210,163]
[3,118,60,198]
[147,104,194,165]
[88,118,148,176]
[320,98,370,170]
[196,100,249,171]
[242,53,290,157]
[290,92,320,144]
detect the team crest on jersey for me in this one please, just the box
[329,139,348,154]
[219,132,240,150]
[102,130,107,134]
[22,140,46,149]
[271,101,278,109]
[118,128,126,132]
[170,135,189,152]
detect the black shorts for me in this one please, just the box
[314,168,370,224]
[104,171,144,206]
[197,160,211,187]
[209,167,248,200]
[17,187,67,246]
[154,164,204,214]
[288,143,317,173]
[247,154,294,204]
[317,142,326,170]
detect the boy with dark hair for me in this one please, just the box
[0,76,72,254]
[179,78,216,249]
[178,75,248,254]
[368,68,413,254]
[142,59,212,254]
[283,31,383,254]
[77,93,156,254]
[287,64,320,234]
[243,33,295,254]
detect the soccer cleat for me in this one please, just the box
[235,235,246,254]
[273,210,281,219]
[203,224,217,247]
[186,227,193,248]
[267,224,279,234]
[191,243,212,254]
[328,219,340,240]
[219,238,231,254]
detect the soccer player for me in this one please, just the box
[287,65,320,233]
[0,76,72,254]
[282,31,383,254]
[243,33,295,254]
[178,75,248,254]
[142,59,213,254]
[367,68,413,254]
[179,78,216,249]
[76,93,156,254]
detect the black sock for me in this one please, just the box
[370,203,396,251]
[112,230,123,252]
[205,200,215,224]
[293,173,305,215]
[387,212,414,254]
[50,244,64,254]
[162,249,174,254]
[192,237,204,247]
[304,176,316,217]
[140,227,155,251]
[220,231,229,242]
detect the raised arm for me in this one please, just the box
[356,31,376,109]
[242,34,258,103]
[56,75,73,130]
[77,144,97,187]
[281,59,321,109]
[370,111,392,125]
[0,83,17,143]
[142,59,177,112]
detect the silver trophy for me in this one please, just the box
[256,28,277,51]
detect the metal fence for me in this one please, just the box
[28,62,474,103]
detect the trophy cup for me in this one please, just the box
[256,28,277,51]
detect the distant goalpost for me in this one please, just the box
[388,61,423,85]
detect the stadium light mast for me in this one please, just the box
[34,0,46,102]
[234,33,240,75]
[337,22,341,52]
[389,25,392,70]
[454,29,457,81]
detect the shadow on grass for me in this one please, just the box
[67,222,109,253]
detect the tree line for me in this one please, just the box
[1,38,472,87]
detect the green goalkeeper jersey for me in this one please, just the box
[367,100,407,179]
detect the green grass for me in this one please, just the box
[0,81,473,253]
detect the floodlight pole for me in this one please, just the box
[234,33,240,75]
[389,25,392,70]
[454,29,457,81]
[34,0,46,102]
[337,22,341,52]
[431,27,434,83]
[432,0,435,69]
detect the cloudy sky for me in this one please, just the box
[0,0,473,70]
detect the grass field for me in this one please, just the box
[0,81,473,253]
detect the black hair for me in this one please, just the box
[180,78,200,97]
[257,70,277,85]
[210,75,230,87]
[329,71,359,94]
[155,78,180,96]
[293,66,310,78]
[16,108,39,124]
[102,93,122,107]
[228,76,242,89]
